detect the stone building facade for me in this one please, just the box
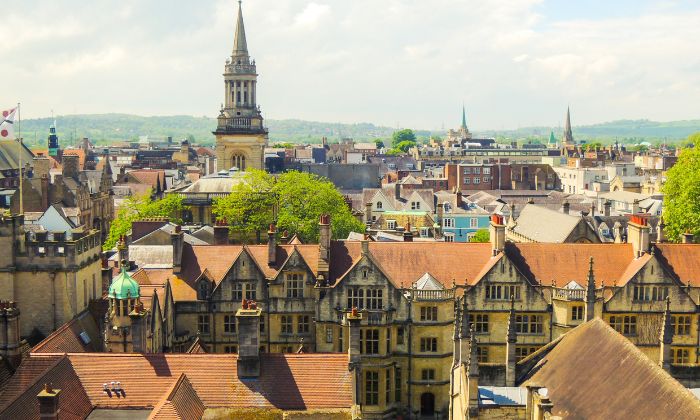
[0,213,102,338]
[214,1,268,172]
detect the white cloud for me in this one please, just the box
[2,0,699,130]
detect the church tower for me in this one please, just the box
[214,0,268,172]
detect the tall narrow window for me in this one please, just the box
[297,315,310,334]
[197,315,210,335]
[224,315,236,334]
[365,371,379,405]
[395,368,402,402]
[348,287,364,309]
[385,369,391,405]
[281,315,293,334]
[363,329,380,354]
[366,289,383,309]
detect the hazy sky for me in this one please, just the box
[4,0,700,130]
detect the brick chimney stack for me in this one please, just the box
[214,219,229,245]
[267,224,277,266]
[171,225,184,274]
[489,214,506,255]
[236,300,262,378]
[37,383,61,420]
[62,154,80,180]
[628,214,651,257]
[403,224,413,242]
[318,214,331,277]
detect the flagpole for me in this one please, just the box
[17,102,23,215]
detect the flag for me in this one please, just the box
[0,107,17,139]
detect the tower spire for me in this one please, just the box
[461,104,467,130]
[563,106,574,145]
[232,0,248,57]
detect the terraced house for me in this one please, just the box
[104,211,700,418]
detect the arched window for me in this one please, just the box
[376,201,383,210]
[231,154,246,171]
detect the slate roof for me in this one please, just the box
[0,353,353,417]
[522,318,700,420]
[510,204,587,243]
[0,140,35,171]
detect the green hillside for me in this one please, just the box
[16,114,700,148]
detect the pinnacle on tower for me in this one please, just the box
[232,0,248,57]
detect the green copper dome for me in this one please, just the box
[109,266,140,299]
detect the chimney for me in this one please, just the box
[267,224,277,266]
[62,154,79,180]
[236,300,262,378]
[0,301,21,365]
[403,224,413,242]
[32,154,51,179]
[171,225,184,274]
[632,199,640,214]
[346,308,362,407]
[682,232,694,244]
[505,297,517,386]
[489,214,506,254]
[364,202,372,225]
[656,218,666,243]
[214,219,229,245]
[586,257,597,321]
[394,182,400,200]
[456,191,463,207]
[129,301,147,353]
[628,214,651,257]
[37,383,61,420]
[40,175,49,210]
[117,235,129,269]
[280,230,289,244]
[604,200,611,217]
[562,201,570,215]
[659,297,673,372]
[318,214,331,277]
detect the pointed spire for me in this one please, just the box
[232,0,248,57]
[507,295,517,343]
[461,104,467,130]
[563,106,574,145]
[586,256,596,321]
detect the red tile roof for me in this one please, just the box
[0,353,353,415]
[0,355,93,420]
[32,311,99,354]
[149,374,205,420]
[330,241,494,287]
[128,170,165,189]
[505,243,636,287]
[655,244,700,287]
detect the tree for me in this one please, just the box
[680,132,700,149]
[213,169,365,243]
[394,140,417,153]
[662,147,700,242]
[104,192,187,250]
[469,229,490,243]
[391,129,417,148]
[374,139,385,149]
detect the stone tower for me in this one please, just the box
[214,0,268,172]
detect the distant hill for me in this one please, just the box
[16,113,700,148]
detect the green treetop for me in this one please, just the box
[213,169,365,243]
[103,192,187,250]
[662,136,700,242]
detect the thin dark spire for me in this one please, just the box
[563,106,574,144]
[461,104,467,129]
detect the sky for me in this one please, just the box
[3,0,700,131]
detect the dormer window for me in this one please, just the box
[411,201,420,210]
[387,220,396,230]
[197,281,209,300]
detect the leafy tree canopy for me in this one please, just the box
[104,192,187,250]
[374,139,385,149]
[662,145,700,242]
[213,169,365,243]
[469,229,490,243]
[394,140,417,153]
[391,129,417,148]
